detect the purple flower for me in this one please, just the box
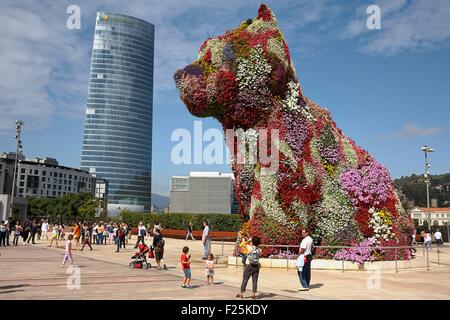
[334,239,376,265]
[340,160,392,208]
[282,110,309,157]
[319,145,341,164]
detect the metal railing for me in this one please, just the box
[210,240,447,273]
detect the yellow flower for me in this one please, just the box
[379,209,393,226]
[322,161,335,176]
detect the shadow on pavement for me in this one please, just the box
[0,284,30,290]
[310,283,324,289]
[0,290,26,294]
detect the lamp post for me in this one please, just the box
[421,145,434,230]
[9,120,25,218]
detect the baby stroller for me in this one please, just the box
[129,244,152,269]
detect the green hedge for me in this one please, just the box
[119,211,242,232]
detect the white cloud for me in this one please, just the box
[342,0,450,55]
[0,0,337,134]
[379,122,445,139]
[0,1,91,133]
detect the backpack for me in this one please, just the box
[157,239,165,248]
[248,247,260,265]
[139,228,146,237]
[118,229,124,239]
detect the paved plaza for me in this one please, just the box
[0,235,449,300]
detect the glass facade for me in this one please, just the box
[81,13,154,214]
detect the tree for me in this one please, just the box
[77,196,99,221]
[26,193,99,223]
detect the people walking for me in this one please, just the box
[115,224,126,252]
[61,234,74,267]
[236,236,261,299]
[80,225,93,251]
[206,253,215,285]
[107,223,114,245]
[22,221,30,244]
[13,221,22,246]
[60,224,66,241]
[48,223,60,248]
[135,222,146,248]
[4,219,10,246]
[434,229,443,252]
[239,236,250,268]
[92,224,98,245]
[122,223,129,247]
[0,221,7,247]
[297,229,314,291]
[201,221,211,260]
[73,222,81,249]
[153,221,163,236]
[185,222,195,241]
[96,223,103,245]
[153,229,167,270]
[424,230,432,251]
[102,224,108,245]
[27,220,38,244]
[41,220,49,241]
[181,246,192,288]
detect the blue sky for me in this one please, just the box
[0,0,449,196]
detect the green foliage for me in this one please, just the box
[119,211,242,232]
[395,173,450,207]
[27,193,99,222]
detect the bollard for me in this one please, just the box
[438,248,440,265]
[342,259,345,273]
[287,245,290,271]
[395,247,398,273]
[221,240,224,256]
[426,248,429,271]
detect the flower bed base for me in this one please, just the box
[227,256,412,271]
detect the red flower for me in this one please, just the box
[204,49,212,63]
[257,4,273,22]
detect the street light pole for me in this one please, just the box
[421,145,434,230]
[9,120,25,219]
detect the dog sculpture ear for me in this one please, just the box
[256,4,276,22]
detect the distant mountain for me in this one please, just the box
[394,173,450,208]
[151,193,169,212]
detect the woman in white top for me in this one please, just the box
[134,222,146,248]
[424,231,432,251]
[41,221,49,241]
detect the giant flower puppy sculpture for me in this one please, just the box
[174,4,414,259]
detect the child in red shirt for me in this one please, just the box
[181,246,192,288]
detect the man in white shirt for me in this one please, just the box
[434,229,443,252]
[298,229,313,291]
[202,221,211,260]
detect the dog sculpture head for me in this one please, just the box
[174,4,304,130]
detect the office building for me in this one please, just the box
[1,152,101,220]
[170,172,238,214]
[81,13,155,216]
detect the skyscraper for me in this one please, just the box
[81,13,154,215]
